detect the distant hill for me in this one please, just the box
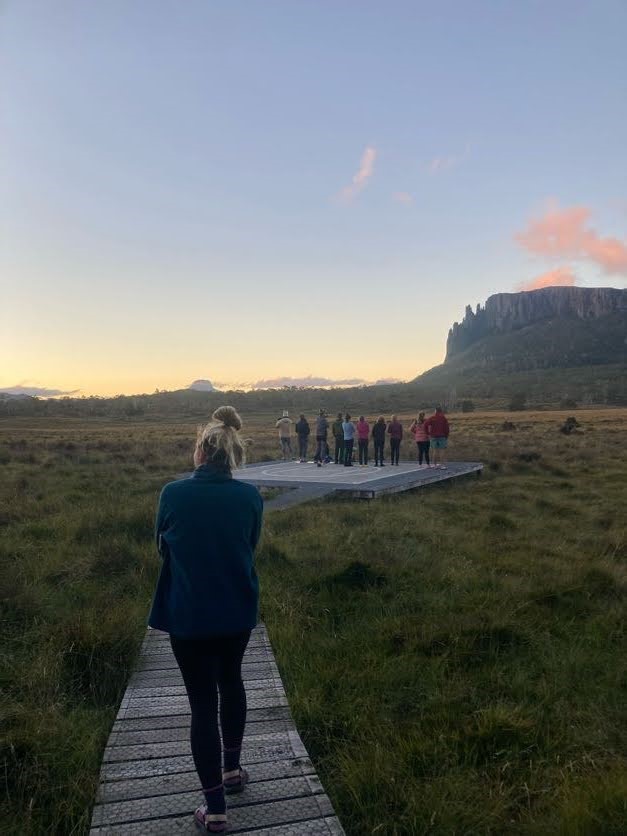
[414,286,627,404]
[188,379,217,392]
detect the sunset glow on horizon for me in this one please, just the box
[2,1,626,398]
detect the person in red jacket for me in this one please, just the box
[424,405,449,468]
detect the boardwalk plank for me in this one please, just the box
[97,759,317,804]
[107,719,293,747]
[92,775,324,825]
[91,794,337,834]
[111,706,292,735]
[102,740,303,781]
[104,731,298,763]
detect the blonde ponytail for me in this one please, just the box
[196,406,246,470]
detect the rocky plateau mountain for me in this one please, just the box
[446,286,626,362]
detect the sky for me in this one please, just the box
[2,0,626,396]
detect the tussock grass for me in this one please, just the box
[1,409,626,833]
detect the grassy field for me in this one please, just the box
[1,409,626,834]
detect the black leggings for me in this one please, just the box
[170,631,251,796]
[417,441,430,465]
[390,437,401,464]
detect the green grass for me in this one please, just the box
[1,410,626,834]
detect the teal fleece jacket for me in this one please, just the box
[148,463,263,637]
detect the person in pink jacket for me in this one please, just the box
[409,412,431,467]
[356,416,370,466]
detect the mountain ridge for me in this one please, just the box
[446,286,626,361]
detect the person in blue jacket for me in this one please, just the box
[342,413,356,466]
[148,406,263,833]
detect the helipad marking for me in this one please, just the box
[256,463,417,485]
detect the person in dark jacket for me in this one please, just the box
[372,415,387,466]
[356,416,370,465]
[331,412,345,465]
[294,413,310,462]
[149,406,263,833]
[387,414,403,465]
[313,409,328,467]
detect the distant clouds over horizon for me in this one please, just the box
[249,375,404,390]
[1,384,78,398]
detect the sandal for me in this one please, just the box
[223,766,249,794]
[194,804,227,833]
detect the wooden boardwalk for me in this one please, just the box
[90,625,344,834]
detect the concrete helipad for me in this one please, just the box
[236,460,483,507]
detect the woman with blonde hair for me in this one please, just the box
[149,406,263,833]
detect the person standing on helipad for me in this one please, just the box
[425,405,449,468]
[331,412,345,465]
[294,413,310,462]
[314,409,329,467]
[409,412,431,467]
[342,413,356,466]
[275,411,293,461]
[387,414,403,465]
[356,416,370,465]
[372,416,386,466]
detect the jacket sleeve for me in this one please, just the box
[445,418,450,437]
[155,489,171,559]
[250,493,264,551]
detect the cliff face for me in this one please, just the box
[446,286,627,360]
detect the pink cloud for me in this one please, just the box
[516,203,627,275]
[338,146,377,203]
[517,266,577,292]
[392,191,413,205]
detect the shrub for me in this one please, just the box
[560,416,581,435]
[323,561,387,590]
[509,392,527,411]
